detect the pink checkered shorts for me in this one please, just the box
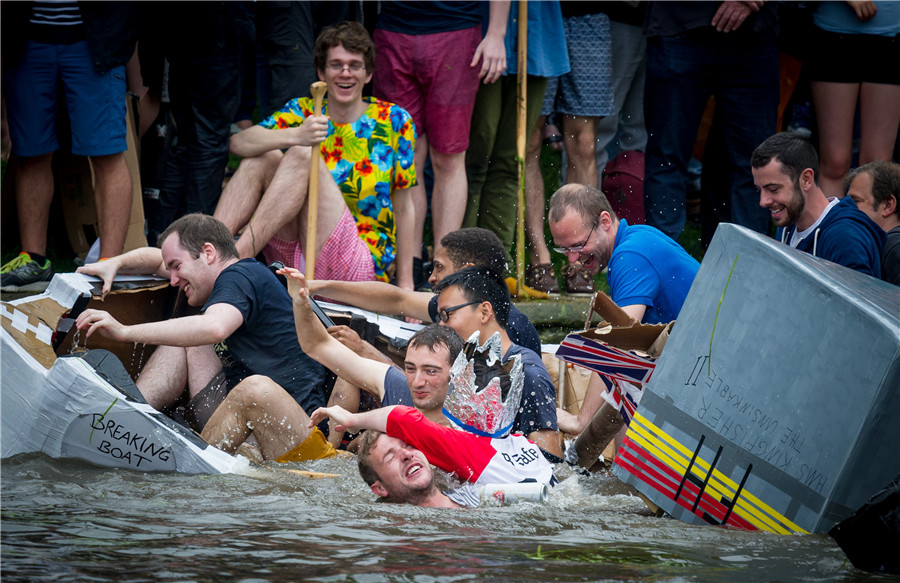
[262,207,375,281]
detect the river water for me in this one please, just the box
[2,452,881,583]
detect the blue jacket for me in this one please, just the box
[777,196,886,278]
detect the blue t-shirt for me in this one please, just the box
[428,295,542,356]
[383,366,413,407]
[504,343,557,434]
[608,220,700,325]
[203,259,327,415]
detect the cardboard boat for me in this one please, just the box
[0,272,421,474]
[1,273,244,473]
[611,224,900,535]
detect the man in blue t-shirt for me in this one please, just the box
[548,183,700,325]
[75,214,327,442]
[547,183,700,438]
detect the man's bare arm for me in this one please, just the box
[76,247,169,299]
[282,268,390,398]
[76,302,244,346]
[229,116,328,159]
[309,279,434,322]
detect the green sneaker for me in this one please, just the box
[0,252,54,287]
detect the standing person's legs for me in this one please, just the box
[4,41,59,261]
[563,115,601,187]
[717,32,779,236]
[476,76,548,251]
[257,0,316,117]
[418,26,482,250]
[811,81,859,198]
[595,19,647,173]
[463,80,503,230]
[643,33,713,240]
[557,12,613,189]
[90,153,132,258]
[13,154,54,257]
[373,28,427,277]
[858,82,900,166]
[57,39,133,259]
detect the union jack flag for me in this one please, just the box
[556,333,658,426]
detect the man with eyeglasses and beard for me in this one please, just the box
[213,21,418,289]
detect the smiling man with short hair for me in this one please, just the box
[214,21,418,288]
[74,214,327,440]
[548,183,699,325]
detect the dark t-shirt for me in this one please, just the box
[644,1,777,37]
[203,259,326,415]
[377,1,481,34]
[505,344,558,434]
[427,295,543,356]
[383,366,413,406]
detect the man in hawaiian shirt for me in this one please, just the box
[214,21,418,287]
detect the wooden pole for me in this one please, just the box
[306,81,328,280]
[515,0,528,298]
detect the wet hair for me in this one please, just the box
[407,324,464,365]
[432,266,511,328]
[845,161,900,218]
[313,21,375,74]
[440,228,509,279]
[356,429,385,487]
[751,132,819,185]
[158,213,239,261]
[548,183,617,228]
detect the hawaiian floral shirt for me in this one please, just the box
[260,97,417,281]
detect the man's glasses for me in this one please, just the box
[326,62,365,73]
[552,224,596,255]
[437,301,480,323]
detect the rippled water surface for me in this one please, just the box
[1,453,884,582]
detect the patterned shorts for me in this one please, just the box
[542,12,615,117]
[263,207,375,281]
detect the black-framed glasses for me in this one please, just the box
[437,301,480,323]
[552,223,596,255]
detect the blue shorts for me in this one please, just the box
[4,40,127,157]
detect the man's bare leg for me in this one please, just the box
[137,344,220,409]
[200,375,314,460]
[14,153,54,256]
[214,149,283,249]
[562,115,600,188]
[429,147,468,251]
[525,115,553,266]
[90,152,132,259]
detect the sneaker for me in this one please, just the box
[525,263,560,294]
[565,263,594,296]
[1,252,54,287]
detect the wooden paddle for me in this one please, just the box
[306,81,328,280]
[515,0,528,298]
